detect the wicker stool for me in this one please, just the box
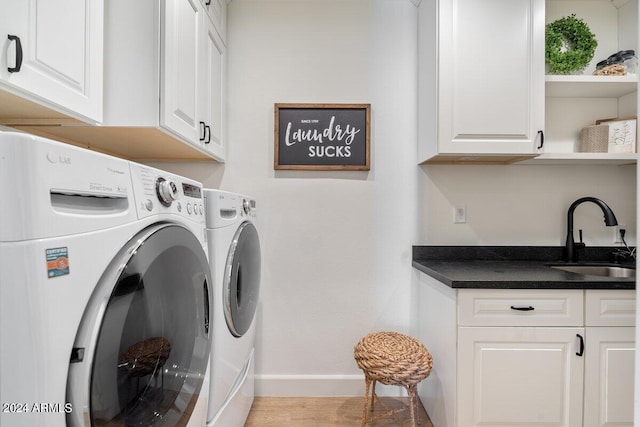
[118,337,172,404]
[354,331,432,426]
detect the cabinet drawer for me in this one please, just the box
[585,290,636,327]
[458,289,584,326]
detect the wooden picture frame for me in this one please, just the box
[595,116,637,153]
[274,103,371,170]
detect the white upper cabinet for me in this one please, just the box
[0,0,103,123]
[419,0,639,165]
[418,0,545,164]
[159,0,227,159]
[200,0,228,44]
[102,0,226,161]
[162,0,202,145]
[14,0,228,162]
[200,20,226,160]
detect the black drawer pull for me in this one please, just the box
[199,121,206,141]
[510,305,535,311]
[204,124,211,144]
[576,334,584,357]
[7,34,23,73]
[537,130,544,149]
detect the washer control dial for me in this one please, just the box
[156,177,179,207]
[243,198,251,215]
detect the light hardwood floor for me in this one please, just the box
[245,397,434,427]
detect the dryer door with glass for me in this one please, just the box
[67,223,211,427]
[224,221,261,337]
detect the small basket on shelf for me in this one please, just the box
[579,124,609,153]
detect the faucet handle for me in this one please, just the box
[574,229,586,252]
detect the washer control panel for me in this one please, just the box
[129,162,205,224]
[203,189,257,229]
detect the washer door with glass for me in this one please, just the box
[67,223,211,427]
[223,221,261,338]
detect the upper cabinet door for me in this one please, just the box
[162,0,201,145]
[439,0,545,154]
[200,18,226,161]
[0,0,103,123]
[200,0,227,43]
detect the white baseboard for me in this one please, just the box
[254,374,408,397]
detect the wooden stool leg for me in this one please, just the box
[362,377,372,426]
[370,379,377,412]
[407,384,418,426]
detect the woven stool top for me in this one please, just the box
[354,331,432,387]
[118,337,172,377]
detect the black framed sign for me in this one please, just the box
[274,103,371,170]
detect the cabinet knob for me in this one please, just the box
[7,35,23,73]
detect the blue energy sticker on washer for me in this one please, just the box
[46,247,70,278]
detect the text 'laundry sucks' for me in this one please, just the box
[284,116,361,158]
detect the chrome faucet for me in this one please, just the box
[565,197,618,263]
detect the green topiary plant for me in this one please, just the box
[545,14,597,74]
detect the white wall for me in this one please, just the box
[419,164,636,246]
[149,0,637,398]
[223,0,419,396]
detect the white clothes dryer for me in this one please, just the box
[0,130,212,427]
[204,190,261,427]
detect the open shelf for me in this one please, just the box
[546,75,638,98]
[517,152,637,165]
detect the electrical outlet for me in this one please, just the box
[453,205,466,224]
[614,225,627,244]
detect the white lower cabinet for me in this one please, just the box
[583,327,635,427]
[414,271,636,427]
[456,289,585,427]
[458,327,585,426]
[583,289,636,427]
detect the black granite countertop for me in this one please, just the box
[412,246,636,290]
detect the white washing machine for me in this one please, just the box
[204,190,261,427]
[0,130,212,427]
